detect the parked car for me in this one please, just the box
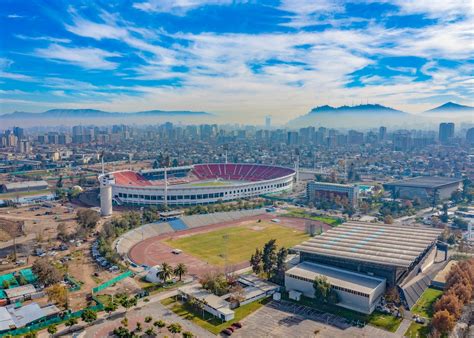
[220,329,232,336]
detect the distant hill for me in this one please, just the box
[288,103,412,128]
[424,102,474,114]
[0,108,214,127]
[308,103,408,116]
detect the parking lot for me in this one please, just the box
[234,300,400,338]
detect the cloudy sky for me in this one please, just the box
[0,0,473,124]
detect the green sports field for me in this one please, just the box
[164,221,309,266]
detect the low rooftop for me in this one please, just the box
[287,261,385,295]
[383,176,463,189]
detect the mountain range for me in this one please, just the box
[287,102,473,129]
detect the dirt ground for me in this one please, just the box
[128,214,320,278]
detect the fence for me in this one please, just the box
[92,270,133,294]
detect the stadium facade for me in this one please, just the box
[99,163,295,208]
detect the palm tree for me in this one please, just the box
[173,263,187,281]
[158,262,174,282]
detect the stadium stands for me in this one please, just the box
[192,164,294,182]
[168,219,189,231]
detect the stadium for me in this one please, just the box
[98,163,295,209]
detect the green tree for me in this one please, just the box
[65,317,78,332]
[81,309,97,325]
[173,263,187,281]
[262,239,277,279]
[273,247,288,285]
[168,323,182,336]
[104,301,118,317]
[313,277,331,303]
[182,331,194,338]
[145,327,156,336]
[120,296,137,314]
[250,248,262,274]
[47,324,57,337]
[158,262,174,282]
[153,320,166,332]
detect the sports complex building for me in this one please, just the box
[286,222,443,313]
[99,163,295,210]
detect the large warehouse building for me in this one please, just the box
[383,176,463,201]
[286,222,442,313]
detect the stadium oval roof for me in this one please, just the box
[293,221,442,268]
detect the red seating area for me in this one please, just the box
[192,164,293,182]
[114,171,152,186]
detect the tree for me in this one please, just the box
[250,248,262,274]
[383,215,394,224]
[81,309,97,325]
[432,310,456,334]
[46,284,68,308]
[32,258,64,286]
[113,326,131,337]
[65,317,78,332]
[168,323,182,336]
[262,239,277,279]
[451,282,472,304]
[273,247,288,285]
[440,203,449,223]
[434,293,462,319]
[104,302,118,318]
[158,262,174,282]
[47,324,57,337]
[153,320,166,332]
[76,209,100,231]
[173,263,187,281]
[313,276,331,303]
[182,331,194,338]
[57,223,69,241]
[145,316,153,323]
[145,327,156,336]
[56,175,63,188]
[120,296,137,314]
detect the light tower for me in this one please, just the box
[294,148,300,183]
[223,144,229,164]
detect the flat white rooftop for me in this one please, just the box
[287,261,385,295]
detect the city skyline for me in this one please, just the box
[1,1,473,124]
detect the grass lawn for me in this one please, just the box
[405,322,430,338]
[285,208,340,226]
[368,312,403,333]
[162,297,270,334]
[411,287,443,318]
[164,222,309,266]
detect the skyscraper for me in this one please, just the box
[439,122,454,144]
[265,115,271,129]
[379,126,387,141]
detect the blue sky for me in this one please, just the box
[0,0,473,123]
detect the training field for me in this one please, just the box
[164,221,309,266]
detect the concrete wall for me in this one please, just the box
[284,274,381,314]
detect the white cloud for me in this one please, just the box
[15,34,71,43]
[35,44,120,70]
[132,0,234,15]
[7,14,25,19]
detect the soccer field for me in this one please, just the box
[164,222,309,266]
